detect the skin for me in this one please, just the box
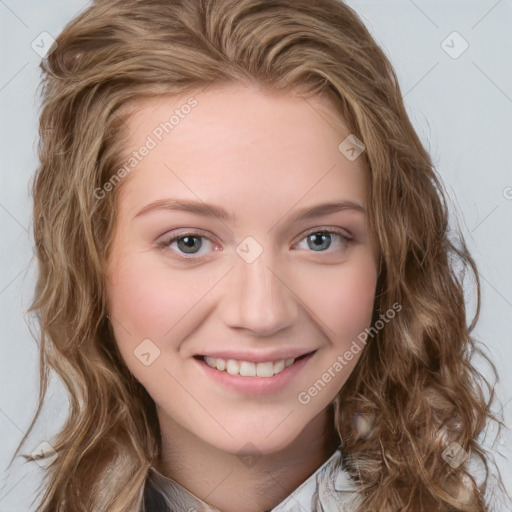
[105,82,379,512]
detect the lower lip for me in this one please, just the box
[194,352,316,395]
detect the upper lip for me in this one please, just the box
[194,349,317,363]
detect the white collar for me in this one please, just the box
[144,449,363,512]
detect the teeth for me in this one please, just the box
[226,359,239,375]
[240,361,257,377]
[256,361,273,377]
[203,356,297,377]
[274,359,285,373]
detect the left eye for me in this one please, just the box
[157,229,352,259]
[296,229,352,252]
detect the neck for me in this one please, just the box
[155,404,340,512]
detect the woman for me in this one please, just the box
[8,0,502,510]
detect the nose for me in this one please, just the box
[220,249,299,336]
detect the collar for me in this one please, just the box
[143,449,363,512]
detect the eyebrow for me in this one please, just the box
[134,198,365,223]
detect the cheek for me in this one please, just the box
[106,253,204,349]
[106,254,215,396]
[300,253,377,344]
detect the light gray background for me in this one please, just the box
[1,1,511,510]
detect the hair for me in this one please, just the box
[9,0,504,510]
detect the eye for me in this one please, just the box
[157,227,353,261]
[295,228,352,253]
[156,231,217,259]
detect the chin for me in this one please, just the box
[198,412,320,457]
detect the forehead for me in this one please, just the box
[114,83,368,217]
[118,83,357,167]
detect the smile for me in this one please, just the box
[193,351,317,394]
[200,355,301,378]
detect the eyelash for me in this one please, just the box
[156,227,353,261]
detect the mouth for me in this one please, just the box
[193,351,315,378]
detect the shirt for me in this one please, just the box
[139,449,363,511]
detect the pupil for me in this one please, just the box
[178,236,201,254]
[308,232,331,251]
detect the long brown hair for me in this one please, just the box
[9,0,502,510]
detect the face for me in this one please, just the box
[105,83,378,456]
